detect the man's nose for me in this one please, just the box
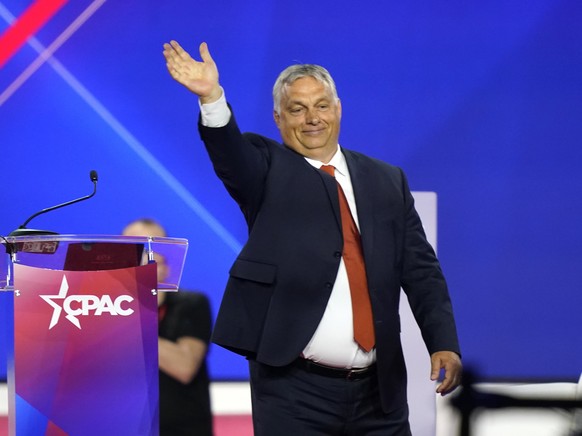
[306,108,320,124]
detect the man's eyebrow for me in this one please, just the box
[287,96,331,106]
[287,99,306,106]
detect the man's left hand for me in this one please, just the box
[430,351,462,395]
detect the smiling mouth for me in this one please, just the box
[303,129,325,135]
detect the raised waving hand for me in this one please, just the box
[163,40,222,104]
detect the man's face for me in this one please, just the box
[274,76,341,163]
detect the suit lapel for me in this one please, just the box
[318,166,342,233]
[343,150,375,263]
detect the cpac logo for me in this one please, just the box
[40,275,134,330]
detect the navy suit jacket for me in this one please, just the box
[199,110,460,412]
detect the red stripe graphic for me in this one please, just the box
[0,0,68,68]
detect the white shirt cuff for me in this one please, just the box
[199,88,231,128]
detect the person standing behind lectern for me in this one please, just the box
[163,40,462,436]
[123,218,213,436]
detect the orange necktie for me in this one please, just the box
[321,165,375,352]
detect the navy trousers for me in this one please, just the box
[248,360,412,436]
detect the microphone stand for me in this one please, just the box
[8,171,98,238]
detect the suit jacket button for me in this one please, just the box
[325,282,333,289]
[334,251,341,258]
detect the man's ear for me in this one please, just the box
[273,110,280,128]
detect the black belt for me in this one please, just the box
[293,358,376,381]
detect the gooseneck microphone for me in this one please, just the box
[8,170,99,237]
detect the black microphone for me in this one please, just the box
[8,170,99,237]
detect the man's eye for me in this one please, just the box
[290,108,303,114]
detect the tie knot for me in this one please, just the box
[320,165,335,177]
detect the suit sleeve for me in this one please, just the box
[198,108,272,221]
[398,168,461,356]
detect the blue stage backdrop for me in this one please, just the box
[1,0,581,382]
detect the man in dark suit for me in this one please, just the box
[163,40,462,435]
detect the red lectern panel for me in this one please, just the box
[11,263,158,435]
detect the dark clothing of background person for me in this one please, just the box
[158,291,213,436]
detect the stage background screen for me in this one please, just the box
[1,0,581,382]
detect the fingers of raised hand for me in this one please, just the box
[198,42,214,64]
